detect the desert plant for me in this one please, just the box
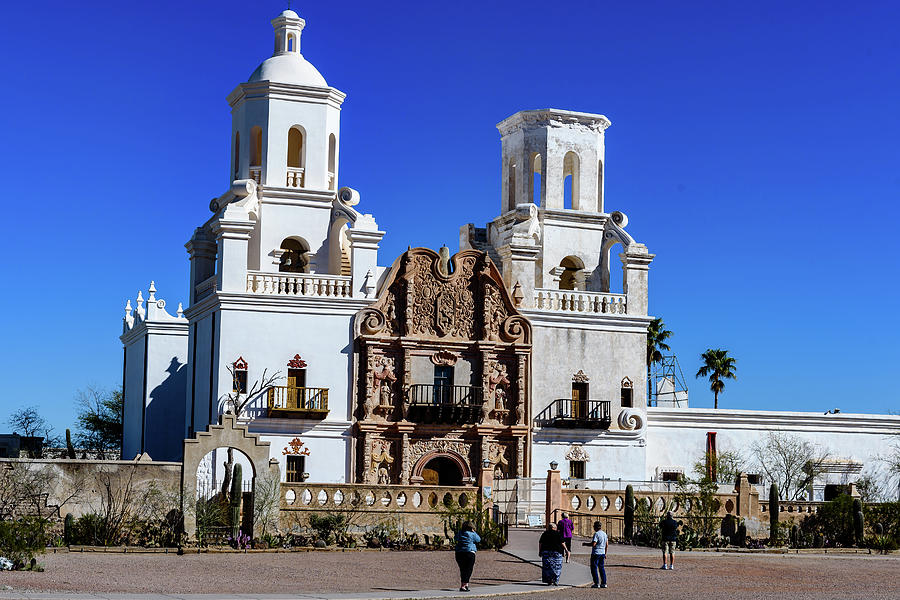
[440,497,507,549]
[65,429,76,459]
[229,464,242,540]
[63,513,75,544]
[736,521,747,547]
[624,485,634,541]
[867,534,898,554]
[0,517,51,568]
[853,498,864,546]
[769,484,779,545]
[307,513,350,546]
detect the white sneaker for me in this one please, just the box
[661,564,668,570]
[669,565,674,570]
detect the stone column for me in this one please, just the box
[545,466,562,525]
[478,461,495,511]
[210,204,255,293]
[621,244,655,316]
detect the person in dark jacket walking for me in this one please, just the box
[538,522,569,585]
[455,521,481,591]
[659,512,680,570]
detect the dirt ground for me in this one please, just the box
[504,550,900,600]
[1,549,535,595]
[2,546,899,599]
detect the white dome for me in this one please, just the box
[279,9,299,19]
[248,53,327,87]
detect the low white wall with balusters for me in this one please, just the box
[533,289,627,314]
[246,271,352,297]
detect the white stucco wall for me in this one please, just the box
[645,408,900,496]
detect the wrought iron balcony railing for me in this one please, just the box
[267,386,329,419]
[407,384,483,424]
[535,399,611,429]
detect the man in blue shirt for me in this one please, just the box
[582,520,608,588]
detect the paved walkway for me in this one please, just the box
[0,529,593,600]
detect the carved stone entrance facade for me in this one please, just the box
[352,248,532,484]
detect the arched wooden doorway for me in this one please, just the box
[413,451,471,486]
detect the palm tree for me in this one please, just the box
[695,349,737,409]
[646,318,673,402]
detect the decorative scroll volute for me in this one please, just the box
[355,248,531,344]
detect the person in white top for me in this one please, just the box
[582,520,608,588]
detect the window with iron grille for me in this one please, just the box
[286,455,305,483]
[569,460,585,479]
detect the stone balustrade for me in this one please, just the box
[280,482,477,534]
[246,271,352,297]
[286,167,305,188]
[533,289,626,314]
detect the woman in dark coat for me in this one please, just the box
[538,522,569,585]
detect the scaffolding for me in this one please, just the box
[648,355,689,407]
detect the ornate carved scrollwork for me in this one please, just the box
[617,408,645,431]
[573,370,590,383]
[565,444,590,462]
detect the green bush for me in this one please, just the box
[864,502,900,542]
[440,499,507,550]
[0,517,51,569]
[307,513,350,546]
[866,534,898,554]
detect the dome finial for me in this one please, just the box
[272,7,305,56]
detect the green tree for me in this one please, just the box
[6,406,56,456]
[75,387,123,459]
[646,318,673,402]
[695,349,737,409]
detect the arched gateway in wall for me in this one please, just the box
[181,414,281,538]
[352,248,532,485]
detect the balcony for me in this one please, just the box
[267,386,329,419]
[535,399,611,429]
[407,384,483,425]
[286,167,305,188]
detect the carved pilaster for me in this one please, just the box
[400,432,411,484]
[516,354,527,425]
[360,430,372,483]
[516,436,525,478]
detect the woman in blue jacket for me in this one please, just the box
[455,520,481,592]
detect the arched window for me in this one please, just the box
[232,131,240,178]
[287,33,295,52]
[559,256,584,291]
[250,126,262,167]
[287,127,304,168]
[507,157,517,212]
[531,153,542,206]
[563,151,580,210]
[278,237,310,273]
[621,377,633,408]
[328,134,336,190]
[231,357,248,393]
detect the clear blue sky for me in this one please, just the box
[1,1,898,435]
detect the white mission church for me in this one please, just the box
[120,9,899,501]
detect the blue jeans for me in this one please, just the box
[591,554,606,586]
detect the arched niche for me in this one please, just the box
[278,237,310,273]
[181,414,280,540]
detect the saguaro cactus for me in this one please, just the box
[768,484,779,546]
[64,513,75,545]
[65,429,76,459]
[624,485,634,541]
[230,463,243,540]
[852,498,864,546]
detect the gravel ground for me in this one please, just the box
[1,550,537,595]
[495,550,900,600]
